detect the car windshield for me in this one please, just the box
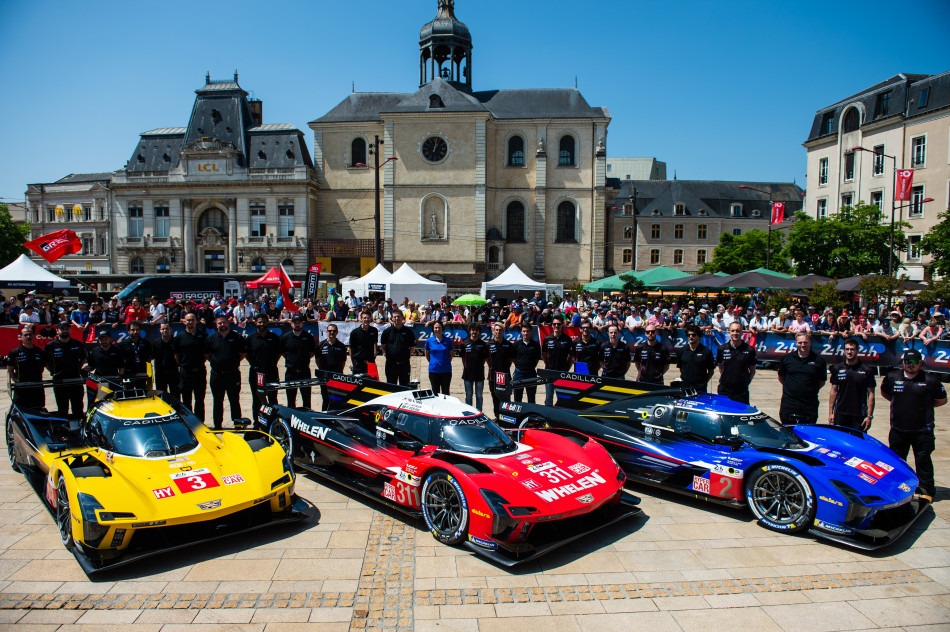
[439,414,517,455]
[90,411,199,458]
[719,412,805,449]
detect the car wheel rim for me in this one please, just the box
[6,421,14,467]
[751,471,807,525]
[56,479,71,546]
[424,479,462,535]
[271,422,291,455]
[519,416,546,429]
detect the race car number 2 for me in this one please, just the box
[170,468,220,493]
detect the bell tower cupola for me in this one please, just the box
[419,0,472,88]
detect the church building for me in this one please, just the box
[309,0,610,283]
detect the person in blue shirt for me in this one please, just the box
[424,320,454,395]
[70,301,90,327]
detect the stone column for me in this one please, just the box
[227,200,237,273]
[534,129,547,279]
[182,199,194,273]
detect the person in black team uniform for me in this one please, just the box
[631,324,670,384]
[487,322,514,417]
[513,323,541,403]
[601,324,630,379]
[246,313,280,414]
[828,338,875,430]
[205,315,246,429]
[103,297,123,329]
[174,312,208,420]
[677,323,715,392]
[880,349,947,501]
[317,323,347,410]
[349,310,379,375]
[777,332,827,425]
[85,329,126,407]
[542,316,573,404]
[153,322,180,401]
[45,321,86,416]
[573,319,602,375]
[8,327,47,409]
[119,321,153,390]
[281,313,317,409]
[717,322,756,404]
[380,311,416,385]
[461,322,489,411]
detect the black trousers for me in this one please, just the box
[209,370,241,430]
[13,389,45,410]
[52,384,83,417]
[155,372,180,403]
[889,427,936,497]
[718,387,750,405]
[180,368,207,421]
[286,367,312,409]
[248,368,279,416]
[513,368,536,404]
[385,360,411,386]
[833,413,865,431]
[429,372,451,396]
[779,406,819,426]
[490,378,511,419]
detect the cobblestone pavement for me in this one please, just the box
[0,358,948,631]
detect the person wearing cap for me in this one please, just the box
[8,326,47,409]
[44,322,86,415]
[120,320,154,390]
[777,332,827,425]
[827,338,875,431]
[104,297,123,328]
[204,314,246,430]
[631,323,670,385]
[716,321,756,404]
[0,302,13,326]
[18,303,39,325]
[880,349,947,501]
[246,313,281,413]
[231,297,249,327]
[152,322,179,401]
[873,311,901,344]
[381,310,416,385]
[85,329,126,406]
[281,313,317,409]
[70,301,90,328]
[929,298,949,320]
[678,323,716,393]
[769,308,789,333]
[748,309,769,332]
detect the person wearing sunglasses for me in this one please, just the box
[7,326,47,409]
[677,324,715,393]
[631,325,670,385]
[542,315,573,404]
[317,324,348,410]
[880,349,947,502]
[573,319,602,375]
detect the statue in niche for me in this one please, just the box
[537,137,545,153]
[429,212,439,239]
[597,136,606,153]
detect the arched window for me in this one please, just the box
[843,108,861,133]
[558,135,575,166]
[281,258,295,274]
[488,246,499,263]
[507,136,524,166]
[251,257,266,272]
[555,201,576,243]
[130,257,144,274]
[156,257,170,273]
[197,208,227,233]
[506,201,525,242]
[351,137,366,167]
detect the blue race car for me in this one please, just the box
[495,371,928,550]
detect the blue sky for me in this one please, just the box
[1,0,948,204]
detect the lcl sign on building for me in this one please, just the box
[187,159,228,176]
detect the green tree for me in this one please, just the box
[920,209,950,277]
[805,281,845,313]
[699,229,791,274]
[0,204,29,266]
[785,203,906,278]
[858,274,908,310]
[764,289,793,314]
[918,276,950,307]
[620,273,647,300]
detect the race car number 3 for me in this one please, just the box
[170,468,220,493]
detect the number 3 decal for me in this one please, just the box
[187,476,207,490]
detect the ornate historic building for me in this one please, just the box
[309,0,609,283]
[110,73,318,278]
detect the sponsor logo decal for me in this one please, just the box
[899,482,912,493]
[170,468,220,493]
[692,476,710,494]
[520,478,541,490]
[819,495,843,506]
[568,463,591,475]
[152,486,176,499]
[817,448,830,454]
[471,509,491,519]
[577,493,595,504]
[857,472,877,485]
[875,461,894,473]
[814,519,854,535]
[468,534,498,549]
[45,474,56,507]
[167,456,189,464]
[527,461,556,473]
[534,472,607,502]
[222,474,245,486]
[499,415,516,423]
[197,499,222,511]
[405,464,418,474]
[502,402,522,412]
[290,415,330,441]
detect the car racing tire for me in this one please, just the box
[421,470,469,545]
[518,415,548,430]
[56,476,72,547]
[745,462,816,534]
[270,418,294,459]
[5,418,20,473]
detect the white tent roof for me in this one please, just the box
[388,263,446,303]
[0,255,71,289]
[480,263,545,296]
[340,264,392,297]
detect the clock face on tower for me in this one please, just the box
[421,136,448,163]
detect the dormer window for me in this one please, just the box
[730,204,743,217]
[429,94,444,109]
[751,210,761,218]
[673,204,685,216]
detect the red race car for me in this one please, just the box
[255,373,641,565]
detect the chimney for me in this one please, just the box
[248,98,263,126]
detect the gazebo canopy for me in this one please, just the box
[388,263,447,303]
[341,263,392,297]
[480,263,546,297]
[0,255,72,290]
[583,266,691,291]
[245,267,301,289]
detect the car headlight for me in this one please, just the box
[76,493,109,548]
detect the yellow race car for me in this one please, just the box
[6,377,312,574]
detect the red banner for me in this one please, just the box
[0,324,85,357]
[23,229,82,263]
[895,169,914,201]
[770,202,785,225]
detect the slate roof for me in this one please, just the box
[613,180,805,219]
[805,71,948,143]
[126,77,313,172]
[312,78,607,124]
[54,172,114,184]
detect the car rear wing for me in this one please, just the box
[251,369,413,411]
[505,369,684,410]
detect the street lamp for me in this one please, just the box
[739,184,775,270]
[358,135,398,266]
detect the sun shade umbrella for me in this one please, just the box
[453,294,489,305]
[703,269,803,290]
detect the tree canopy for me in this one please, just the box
[920,209,950,277]
[0,204,29,267]
[699,229,791,274]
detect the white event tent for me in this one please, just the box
[388,263,447,304]
[481,263,561,299]
[0,255,72,291]
[341,263,392,298]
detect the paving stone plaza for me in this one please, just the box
[0,359,948,631]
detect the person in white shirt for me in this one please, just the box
[345,289,361,312]
[625,310,643,333]
[18,304,40,324]
[231,297,249,326]
[770,308,792,332]
[712,312,728,333]
[748,310,770,332]
[149,296,166,324]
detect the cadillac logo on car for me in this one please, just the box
[197,499,223,511]
[577,493,595,504]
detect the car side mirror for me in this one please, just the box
[713,436,744,451]
[47,442,68,452]
[396,439,424,453]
